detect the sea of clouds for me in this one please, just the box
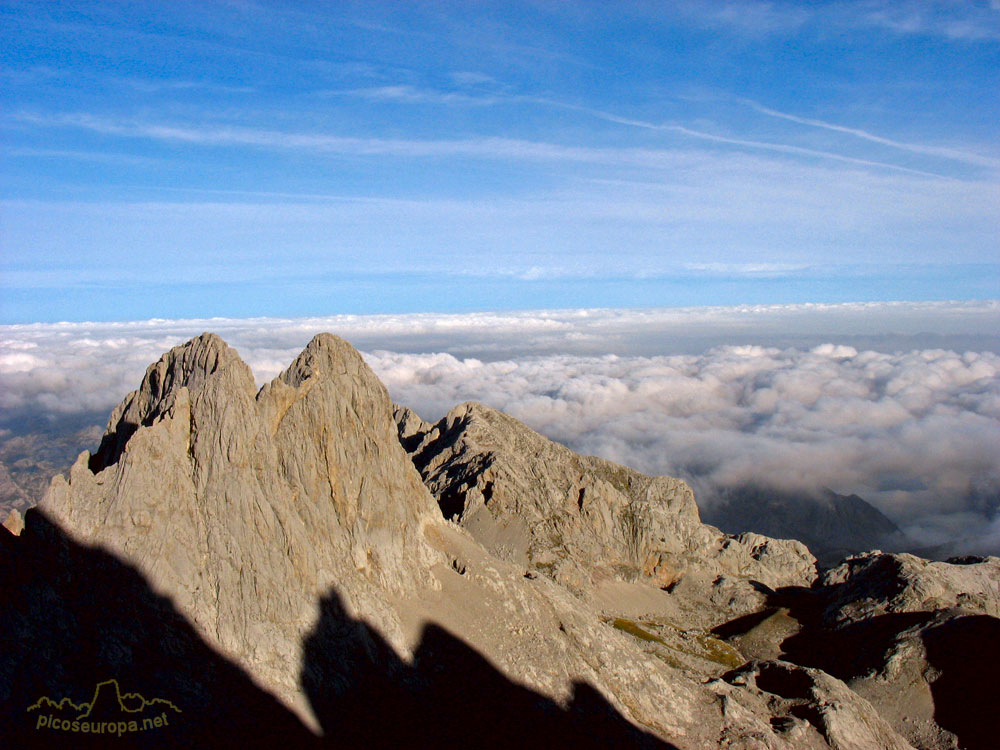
[2,301,998,555]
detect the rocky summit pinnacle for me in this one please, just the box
[32,332,444,730]
[2,333,997,749]
[87,332,240,473]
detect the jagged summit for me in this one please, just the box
[38,332,444,729]
[2,332,996,749]
[89,332,247,472]
[277,332,367,387]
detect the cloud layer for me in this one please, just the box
[2,302,998,554]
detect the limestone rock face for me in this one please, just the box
[808,553,1000,750]
[712,660,915,750]
[712,551,1000,750]
[397,402,817,608]
[38,332,444,727]
[819,551,1000,625]
[2,508,22,536]
[0,461,31,521]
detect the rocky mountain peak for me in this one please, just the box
[128,330,244,416]
[88,332,250,472]
[277,332,366,388]
[35,333,445,729]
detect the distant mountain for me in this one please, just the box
[0,460,31,518]
[2,332,996,749]
[0,419,103,520]
[702,485,904,566]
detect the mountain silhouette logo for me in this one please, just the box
[28,679,181,737]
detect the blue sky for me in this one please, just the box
[1,0,998,323]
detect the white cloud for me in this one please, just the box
[859,2,1000,41]
[14,111,674,165]
[684,262,810,276]
[2,303,998,554]
[672,0,1000,42]
[550,103,958,179]
[449,71,497,86]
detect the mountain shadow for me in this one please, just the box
[921,614,1000,750]
[2,510,674,749]
[0,509,316,749]
[711,579,995,750]
[301,589,674,749]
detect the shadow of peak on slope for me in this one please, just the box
[712,577,998,750]
[0,509,315,749]
[302,589,675,749]
[1,510,674,749]
[921,614,1000,750]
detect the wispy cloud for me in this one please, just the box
[743,99,1000,170]
[118,77,255,94]
[860,2,1000,42]
[17,104,963,182]
[14,111,629,163]
[684,262,810,277]
[525,98,959,179]
[448,71,497,86]
[670,0,812,35]
[2,147,162,167]
[322,85,498,106]
[670,0,1000,42]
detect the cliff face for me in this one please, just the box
[38,332,444,727]
[2,332,995,749]
[396,401,818,625]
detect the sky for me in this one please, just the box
[2,0,999,323]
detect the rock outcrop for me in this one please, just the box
[712,659,914,750]
[35,332,444,728]
[2,507,22,536]
[0,460,31,521]
[710,551,1000,750]
[3,332,990,748]
[396,401,817,626]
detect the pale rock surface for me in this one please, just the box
[820,551,1000,625]
[709,550,1000,750]
[808,552,1000,749]
[0,461,31,520]
[39,332,444,728]
[396,401,817,626]
[2,508,22,536]
[712,660,915,750]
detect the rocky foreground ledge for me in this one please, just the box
[2,333,997,749]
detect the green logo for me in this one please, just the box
[27,679,181,737]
